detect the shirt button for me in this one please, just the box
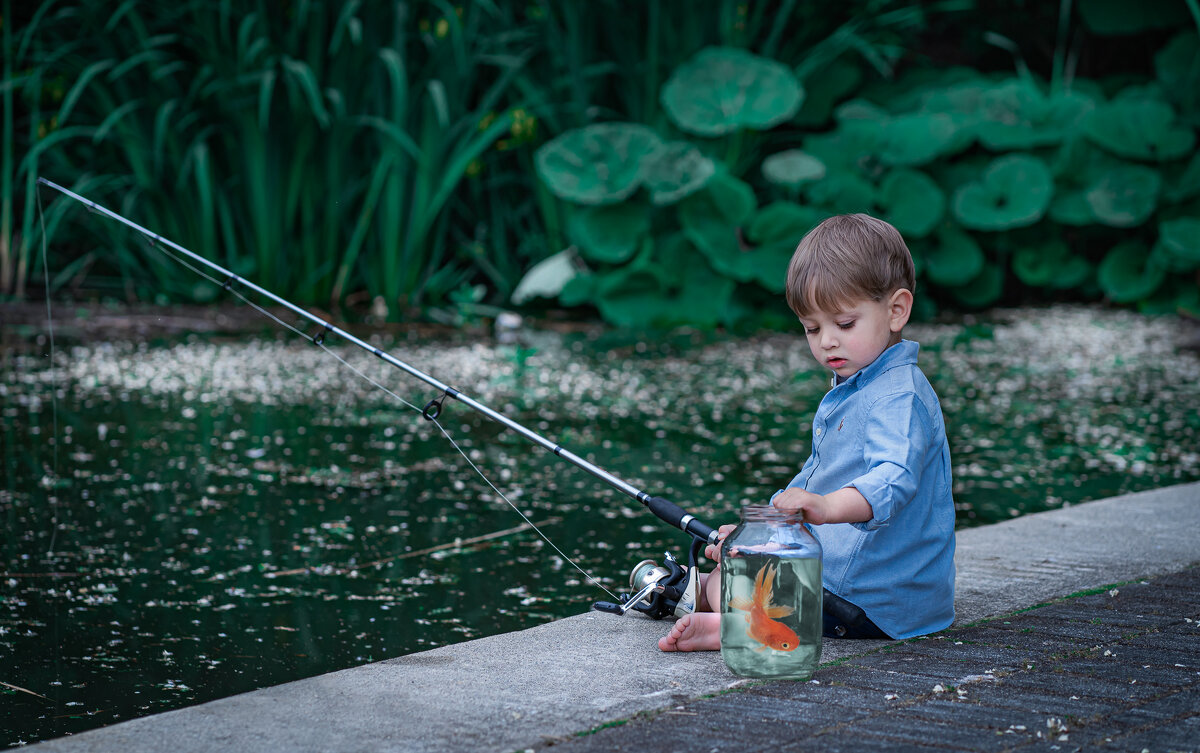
[815,427,822,436]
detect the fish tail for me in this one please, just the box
[758,563,776,608]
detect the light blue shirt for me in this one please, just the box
[777,339,955,639]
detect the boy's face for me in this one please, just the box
[798,290,912,378]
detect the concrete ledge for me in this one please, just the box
[32,482,1200,752]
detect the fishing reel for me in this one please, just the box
[592,536,706,620]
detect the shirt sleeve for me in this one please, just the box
[847,391,932,531]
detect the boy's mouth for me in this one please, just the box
[827,357,847,369]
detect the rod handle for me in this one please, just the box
[645,496,717,544]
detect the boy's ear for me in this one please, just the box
[888,288,913,333]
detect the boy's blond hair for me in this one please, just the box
[785,213,916,318]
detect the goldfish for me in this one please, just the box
[728,563,799,652]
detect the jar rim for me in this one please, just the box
[740,503,803,521]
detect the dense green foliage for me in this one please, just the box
[4,0,1199,325]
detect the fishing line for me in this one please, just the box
[37,178,719,619]
[36,185,61,556]
[146,229,619,599]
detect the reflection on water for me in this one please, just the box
[2,305,1197,745]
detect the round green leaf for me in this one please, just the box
[559,273,596,307]
[878,169,945,238]
[923,226,985,286]
[804,171,876,214]
[678,173,758,278]
[1155,32,1200,128]
[1138,275,1200,315]
[594,267,672,327]
[569,202,650,263]
[534,123,662,205]
[952,154,1054,230]
[671,259,736,328]
[1049,189,1096,226]
[949,262,1005,308]
[1084,164,1162,228]
[641,140,715,205]
[745,202,827,290]
[661,46,804,137]
[1083,98,1196,162]
[919,80,987,139]
[1097,241,1165,302]
[762,150,826,189]
[1166,150,1200,203]
[1159,216,1200,266]
[795,57,862,127]
[975,80,1096,150]
[879,113,961,166]
[804,121,880,169]
[746,202,826,242]
[1013,241,1091,288]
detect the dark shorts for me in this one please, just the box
[822,588,890,639]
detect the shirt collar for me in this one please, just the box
[833,339,920,389]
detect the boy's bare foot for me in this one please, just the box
[658,612,721,652]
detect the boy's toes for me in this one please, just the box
[658,617,689,652]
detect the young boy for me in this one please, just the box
[660,213,955,651]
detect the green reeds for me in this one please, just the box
[3,0,966,316]
[5,1,536,316]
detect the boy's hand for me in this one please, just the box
[704,523,738,562]
[773,486,873,525]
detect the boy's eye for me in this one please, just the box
[804,326,819,335]
[837,321,855,330]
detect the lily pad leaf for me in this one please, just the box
[1049,189,1096,226]
[671,259,736,328]
[949,262,1005,308]
[795,56,862,127]
[1097,241,1165,302]
[879,169,945,238]
[922,226,985,286]
[878,113,960,167]
[1084,164,1161,227]
[762,150,826,189]
[512,248,585,305]
[1165,150,1200,203]
[805,170,876,214]
[975,80,1097,150]
[804,121,880,170]
[594,267,673,328]
[568,202,651,263]
[661,46,804,137]
[678,172,758,276]
[558,273,596,307]
[952,154,1054,230]
[744,202,828,290]
[1083,98,1196,162]
[1013,240,1091,287]
[534,122,663,205]
[641,140,715,205]
[1155,32,1200,127]
[1159,216,1200,268]
[835,99,889,122]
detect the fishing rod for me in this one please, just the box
[37,177,715,620]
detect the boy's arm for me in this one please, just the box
[773,486,872,525]
[844,390,934,529]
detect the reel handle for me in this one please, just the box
[644,496,718,544]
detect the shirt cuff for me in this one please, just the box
[847,471,899,531]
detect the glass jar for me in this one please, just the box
[719,504,822,679]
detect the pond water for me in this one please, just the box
[2,304,1198,746]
